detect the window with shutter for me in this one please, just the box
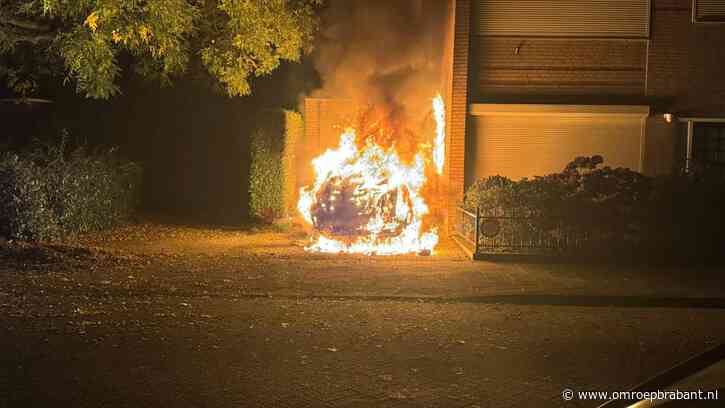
[475,0,651,38]
[693,0,725,23]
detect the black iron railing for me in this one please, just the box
[454,206,479,252]
[454,205,589,256]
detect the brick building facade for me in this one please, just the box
[445,0,725,225]
[303,0,725,234]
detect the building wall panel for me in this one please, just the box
[643,117,678,175]
[647,0,725,115]
[446,0,471,232]
[475,38,647,100]
[475,0,651,38]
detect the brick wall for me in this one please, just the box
[301,98,321,189]
[475,38,647,102]
[301,98,358,191]
[446,0,471,234]
[642,0,725,176]
[643,116,679,175]
[469,0,649,103]
[467,0,725,111]
[646,0,692,112]
[647,0,725,115]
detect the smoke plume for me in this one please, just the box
[311,0,448,126]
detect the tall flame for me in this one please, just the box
[298,95,446,255]
[432,93,446,175]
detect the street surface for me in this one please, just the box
[1,223,723,407]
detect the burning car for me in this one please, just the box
[298,95,445,255]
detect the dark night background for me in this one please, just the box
[0,59,320,224]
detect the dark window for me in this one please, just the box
[693,123,725,168]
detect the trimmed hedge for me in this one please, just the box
[464,156,725,262]
[0,138,141,241]
[249,110,301,221]
[282,111,302,217]
[465,156,651,237]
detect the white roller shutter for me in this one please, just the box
[469,104,649,181]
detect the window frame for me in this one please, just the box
[692,122,725,167]
[678,117,725,173]
[692,0,725,24]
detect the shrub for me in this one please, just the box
[464,155,725,262]
[0,137,141,241]
[0,155,59,240]
[466,156,649,211]
[463,156,650,253]
[249,110,301,222]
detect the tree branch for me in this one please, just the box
[0,14,51,32]
[4,30,56,44]
[0,21,56,44]
[0,97,54,104]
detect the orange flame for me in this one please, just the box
[298,95,445,255]
[432,93,446,175]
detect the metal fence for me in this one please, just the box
[454,205,588,256]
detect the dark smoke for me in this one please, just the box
[311,0,448,125]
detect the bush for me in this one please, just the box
[464,156,725,262]
[0,137,141,241]
[465,156,650,230]
[0,155,59,240]
[249,110,301,222]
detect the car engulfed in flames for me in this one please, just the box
[298,94,445,255]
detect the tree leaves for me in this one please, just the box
[200,0,319,96]
[59,27,121,98]
[0,0,321,99]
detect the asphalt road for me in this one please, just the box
[1,224,724,407]
[3,294,725,407]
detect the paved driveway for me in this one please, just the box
[1,223,723,407]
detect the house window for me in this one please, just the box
[693,0,725,23]
[693,123,725,169]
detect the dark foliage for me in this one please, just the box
[465,156,725,263]
[0,136,141,241]
[249,110,301,222]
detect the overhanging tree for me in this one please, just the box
[0,0,321,99]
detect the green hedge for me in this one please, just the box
[465,156,651,235]
[249,110,301,221]
[0,138,141,241]
[464,156,725,262]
